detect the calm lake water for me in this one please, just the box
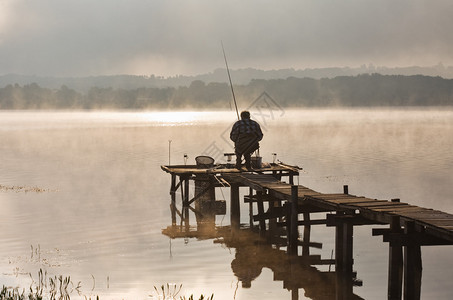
[1,108,453,299]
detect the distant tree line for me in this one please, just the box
[1,74,452,109]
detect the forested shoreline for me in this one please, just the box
[1,73,452,109]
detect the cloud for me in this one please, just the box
[1,0,453,77]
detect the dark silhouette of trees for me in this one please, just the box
[1,74,452,109]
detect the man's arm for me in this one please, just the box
[255,122,263,141]
[230,122,239,142]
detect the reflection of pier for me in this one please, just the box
[161,162,453,300]
[163,225,364,300]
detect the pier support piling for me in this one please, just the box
[248,188,254,228]
[257,191,266,236]
[267,192,281,238]
[403,221,422,300]
[162,163,453,300]
[343,185,349,194]
[289,185,299,255]
[170,174,177,225]
[230,183,240,231]
[183,177,190,231]
[388,216,403,300]
[302,212,311,257]
[335,213,354,300]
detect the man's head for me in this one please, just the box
[240,111,250,120]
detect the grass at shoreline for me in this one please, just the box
[1,284,214,300]
[1,270,214,300]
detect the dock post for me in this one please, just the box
[289,174,294,185]
[343,185,349,195]
[388,216,403,300]
[289,185,299,255]
[302,212,311,257]
[343,221,353,296]
[285,202,291,252]
[170,174,177,225]
[335,215,344,271]
[335,213,354,300]
[268,193,279,237]
[230,183,240,231]
[248,187,254,228]
[183,176,190,231]
[291,288,299,300]
[256,191,266,236]
[403,221,422,300]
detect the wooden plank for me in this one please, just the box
[316,194,363,199]
[261,181,291,185]
[248,179,282,185]
[394,208,437,213]
[269,187,293,193]
[164,168,203,174]
[242,174,277,180]
[372,205,419,212]
[272,185,291,190]
[250,181,281,186]
[297,187,318,191]
[299,192,323,197]
[297,186,317,191]
[302,193,341,198]
[419,218,453,222]
[323,198,383,204]
[274,162,302,173]
[342,202,410,212]
[206,168,241,174]
[419,220,453,226]
[414,217,453,224]
[438,226,453,230]
[357,202,411,208]
[263,184,292,189]
[399,211,453,219]
[251,177,281,181]
[343,200,393,207]
[161,165,172,173]
[164,164,294,175]
[298,192,324,197]
[371,203,412,209]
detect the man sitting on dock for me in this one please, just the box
[230,110,263,170]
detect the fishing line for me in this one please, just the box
[221,41,240,120]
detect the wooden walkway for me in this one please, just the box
[223,173,453,244]
[162,163,453,300]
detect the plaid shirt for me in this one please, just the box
[230,118,263,143]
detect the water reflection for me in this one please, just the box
[2,109,453,299]
[163,207,364,300]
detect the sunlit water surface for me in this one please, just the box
[0,109,453,299]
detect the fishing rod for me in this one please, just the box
[221,42,240,120]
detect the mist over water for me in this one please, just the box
[0,108,453,299]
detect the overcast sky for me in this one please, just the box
[1,0,452,77]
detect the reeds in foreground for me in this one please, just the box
[150,283,214,300]
[2,270,213,300]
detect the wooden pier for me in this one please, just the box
[161,162,453,300]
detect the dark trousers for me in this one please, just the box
[235,151,251,169]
